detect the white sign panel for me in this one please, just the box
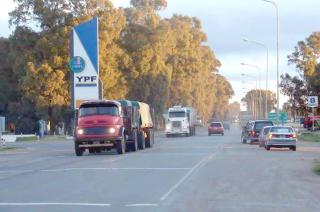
[308,96,318,107]
[70,18,100,109]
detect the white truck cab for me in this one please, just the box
[165,106,196,137]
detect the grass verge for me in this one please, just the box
[298,132,320,142]
[313,161,320,175]
[16,136,38,142]
[0,146,18,152]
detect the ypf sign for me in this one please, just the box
[308,96,318,108]
[70,17,100,109]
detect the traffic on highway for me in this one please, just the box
[1,0,320,211]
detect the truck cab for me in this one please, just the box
[166,106,195,137]
[74,100,126,156]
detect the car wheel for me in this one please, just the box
[75,143,83,156]
[138,132,145,150]
[222,133,224,136]
[266,146,271,151]
[116,136,126,154]
[131,130,138,151]
[242,138,246,144]
[292,146,296,151]
[88,148,95,154]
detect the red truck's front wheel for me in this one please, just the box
[75,143,84,156]
[116,137,126,154]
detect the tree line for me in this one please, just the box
[280,32,320,119]
[0,0,234,133]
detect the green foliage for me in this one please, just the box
[1,0,234,132]
[280,73,307,117]
[241,89,276,118]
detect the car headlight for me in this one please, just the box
[166,125,170,130]
[109,128,116,133]
[77,129,84,135]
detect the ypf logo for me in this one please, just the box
[69,56,86,73]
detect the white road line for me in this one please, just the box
[160,153,215,201]
[125,203,158,207]
[41,167,191,172]
[0,203,111,207]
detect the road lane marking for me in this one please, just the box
[125,203,158,207]
[41,167,191,172]
[160,153,215,201]
[0,203,111,207]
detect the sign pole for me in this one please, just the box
[313,107,315,131]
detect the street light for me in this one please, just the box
[262,0,279,124]
[241,63,262,119]
[243,38,269,118]
[241,74,258,119]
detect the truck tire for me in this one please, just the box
[138,132,145,150]
[75,142,83,156]
[146,129,153,148]
[116,136,126,154]
[266,146,271,151]
[131,130,138,152]
[89,148,95,154]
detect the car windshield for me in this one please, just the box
[79,104,119,117]
[169,111,186,118]
[255,122,273,131]
[270,127,293,133]
[210,123,222,127]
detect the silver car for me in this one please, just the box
[265,126,297,151]
[258,126,272,147]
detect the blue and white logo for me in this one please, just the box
[69,56,86,73]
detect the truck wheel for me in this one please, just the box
[75,143,83,156]
[291,146,296,151]
[116,137,126,154]
[131,131,138,152]
[146,129,153,148]
[89,148,95,154]
[95,148,101,153]
[138,132,145,150]
[242,138,246,144]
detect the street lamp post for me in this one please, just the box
[262,0,279,124]
[241,63,262,119]
[242,76,258,119]
[243,38,269,119]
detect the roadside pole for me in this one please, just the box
[307,96,318,131]
[313,107,315,131]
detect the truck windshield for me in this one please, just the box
[169,111,186,118]
[79,104,119,117]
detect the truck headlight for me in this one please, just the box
[77,129,84,135]
[109,128,116,133]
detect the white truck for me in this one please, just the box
[165,106,197,137]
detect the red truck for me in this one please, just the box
[74,100,154,156]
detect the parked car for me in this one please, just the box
[264,126,297,151]
[258,126,272,147]
[241,120,273,144]
[208,122,224,136]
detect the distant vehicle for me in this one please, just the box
[241,120,273,144]
[165,106,197,137]
[223,122,230,130]
[264,126,297,151]
[208,122,224,136]
[303,115,319,128]
[239,111,253,128]
[258,126,273,147]
[74,100,154,156]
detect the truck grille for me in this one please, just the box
[83,127,108,135]
[172,121,181,128]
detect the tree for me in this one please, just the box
[280,73,307,118]
[241,89,276,119]
[288,32,320,95]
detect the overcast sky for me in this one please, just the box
[1,0,320,109]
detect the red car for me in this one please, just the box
[208,122,224,136]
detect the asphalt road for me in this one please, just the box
[1,125,320,212]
